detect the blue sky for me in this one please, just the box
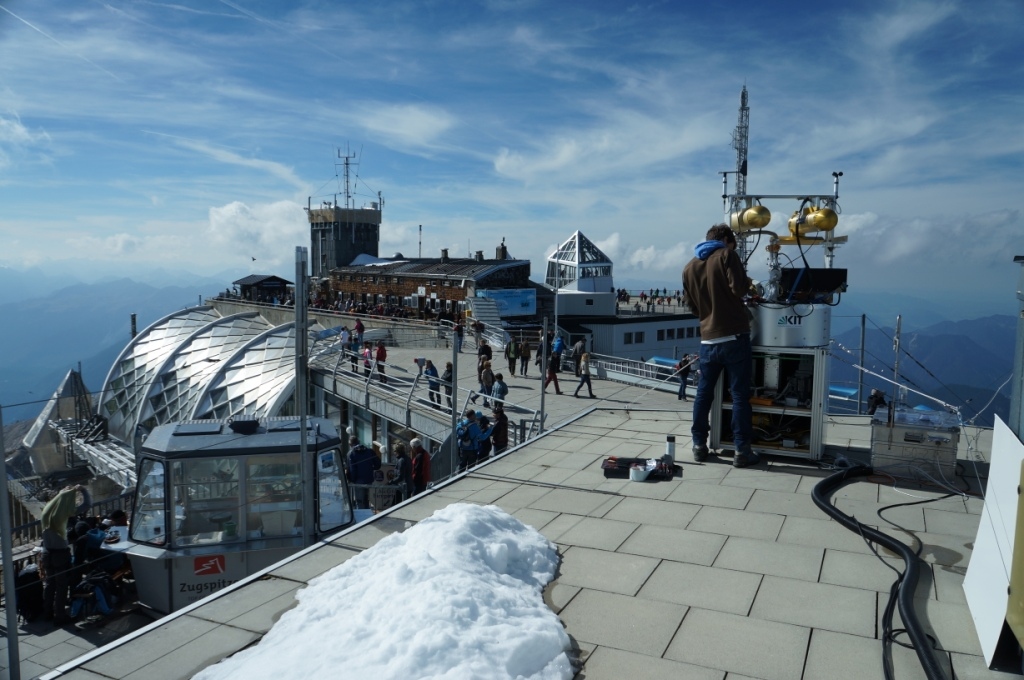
[0,0,1021,315]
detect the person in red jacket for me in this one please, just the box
[374,340,388,384]
[410,438,431,495]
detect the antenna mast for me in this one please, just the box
[337,146,358,209]
[729,86,751,263]
[732,86,749,198]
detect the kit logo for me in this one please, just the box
[194,555,226,576]
[777,315,803,326]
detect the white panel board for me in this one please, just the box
[964,416,1024,665]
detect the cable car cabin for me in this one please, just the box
[124,417,354,614]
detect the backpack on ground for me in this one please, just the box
[15,563,44,623]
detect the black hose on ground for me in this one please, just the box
[811,465,948,680]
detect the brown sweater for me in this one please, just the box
[682,245,751,340]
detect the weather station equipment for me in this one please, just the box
[710,87,849,460]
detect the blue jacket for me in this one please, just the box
[424,364,439,389]
[457,419,494,451]
[552,336,564,354]
[347,444,381,485]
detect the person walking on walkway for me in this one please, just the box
[374,340,388,384]
[676,354,692,401]
[504,339,518,377]
[543,359,562,394]
[518,338,531,377]
[573,352,595,398]
[424,359,441,408]
[441,361,454,412]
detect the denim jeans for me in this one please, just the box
[691,334,753,451]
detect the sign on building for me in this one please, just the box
[476,289,536,316]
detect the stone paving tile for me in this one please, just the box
[537,512,585,543]
[227,587,302,634]
[687,506,784,540]
[666,480,753,509]
[558,589,687,657]
[579,646,724,680]
[386,492,460,521]
[949,651,1023,679]
[834,497,927,532]
[777,516,873,555]
[270,542,361,583]
[797,473,875,500]
[876,526,974,568]
[719,467,802,493]
[529,465,580,485]
[602,496,701,529]
[933,564,968,605]
[803,628,885,680]
[639,560,761,615]
[509,506,560,532]
[25,641,94,669]
[617,524,726,566]
[602,440,663,457]
[560,466,615,489]
[120,621,258,680]
[924,506,984,537]
[746,488,828,520]
[883,592,984,656]
[617,478,678,501]
[189,576,300,625]
[556,546,660,596]
[665,607,810,680]
[554,516,640,551]
[82,615,220,678]
[676,461,733,482]
[750,575,877,638]
[714,535,824,582]
[530,448,575,467]
[50,669,111,680]
[818,548,903,593]
[543,583,580,615]
[334,515,414,549]
[489,483,552,510]
[528,487,621,516]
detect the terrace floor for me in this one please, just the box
[19,394,1012,680]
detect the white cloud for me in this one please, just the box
[207,200,308,265]
[626,241,690,272]
[352,103,456,154]
[0,110,50,167]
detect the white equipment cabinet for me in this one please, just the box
[711,345,828,460]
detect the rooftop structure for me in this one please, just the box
[545,231,613,293]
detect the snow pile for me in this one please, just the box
[194,504,573,680]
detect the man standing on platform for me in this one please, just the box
[683,224,759,468]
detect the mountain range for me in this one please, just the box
[0,269,1015,429]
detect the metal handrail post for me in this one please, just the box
[1,405,22,680]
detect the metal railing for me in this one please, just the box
[0,491,134,602]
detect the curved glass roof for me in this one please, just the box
[136,312,273,432]
[191,323,303,421]
[97,306,325,443]
[99,307,222,443]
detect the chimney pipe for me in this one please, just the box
[441,248,449,263]
[475,250,484,262]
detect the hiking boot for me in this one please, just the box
[733,448,761,468]
[692,443,709,462]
